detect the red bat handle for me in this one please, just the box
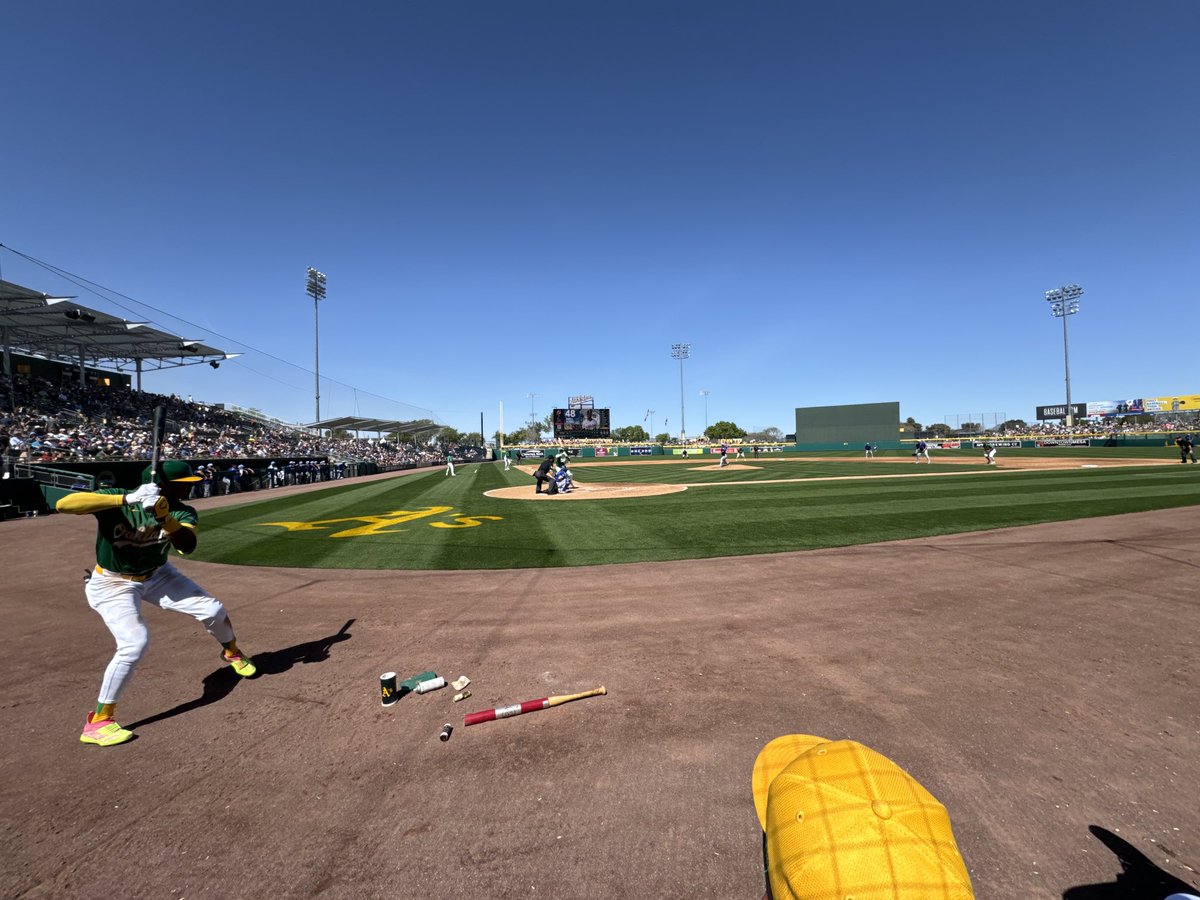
[464,697,549,726]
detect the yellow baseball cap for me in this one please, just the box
[752,735,974,899]
[141,460,202,483]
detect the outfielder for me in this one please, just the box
[445,450,456,477]
[503,451,513,471]
[57,460,256,747]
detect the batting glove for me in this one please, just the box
[145,495,171,520]
[125,483,161,506]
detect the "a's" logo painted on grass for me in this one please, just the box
[255,506,503,538]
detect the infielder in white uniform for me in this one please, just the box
[57,460,256,747]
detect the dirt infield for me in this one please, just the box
[2,474,1197,898]
[486,481,689,500]
[492,455,1167,501]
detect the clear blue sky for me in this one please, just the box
[3,2,1197,437]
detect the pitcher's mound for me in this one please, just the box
[688,463,761,471]
[485,483,687,501]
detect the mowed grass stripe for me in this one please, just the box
[189,464,1200,570]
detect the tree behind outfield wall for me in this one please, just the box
[926,423,952,437]
[999,419,1028,433]
[502,429,528,445]
[959,422,981,433]
[613,425,649,442]
[705,421,746,440]
[902,417,923,434]
[655,432,670,444]
[746,427,784,442]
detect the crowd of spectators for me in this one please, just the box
[993,417,1199,438]
[0,373,448,472]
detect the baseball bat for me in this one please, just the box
[463,686,606,727]
[149,405,168,484]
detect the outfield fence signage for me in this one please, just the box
[972,440,1022,449]
[934,440,961,449]
[630,446,655,456]
[1035,438,1091,447]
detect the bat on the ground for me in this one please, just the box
[463,686,606,726]
[149,405,168,484]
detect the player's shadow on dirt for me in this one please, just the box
[126,619,355,730]
[1061,825,1197,898]
[251,618,355,676]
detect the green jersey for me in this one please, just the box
[91,488,198,574]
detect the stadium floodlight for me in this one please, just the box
[1045,284,1083,427]
[526,392,538,438]
[306,267,327,422]
[699,390,711,433]
[671,343,691,442]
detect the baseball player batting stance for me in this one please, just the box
[56,459,256,747]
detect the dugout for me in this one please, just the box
[794,401,900,449]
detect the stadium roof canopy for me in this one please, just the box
[0,279,239,383]
[309,415,441,437]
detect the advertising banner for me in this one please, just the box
[1087,399,1144,417]
[1036,403,1087,421]
[594,446,609,457]
[1040,394,1200,418]
[1144,394,1200,413]
[934,440,961,449]
[1035,438,1090,447]
[972,440,1021,449]
[629,446,655,456]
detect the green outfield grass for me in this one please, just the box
[188,456,1200,570]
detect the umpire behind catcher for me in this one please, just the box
[534,455,555,494]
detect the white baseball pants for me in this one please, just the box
[86,562,234,704]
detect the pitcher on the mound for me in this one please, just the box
[57,460,256,747]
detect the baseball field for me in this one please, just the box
[3,447,1198,897]
[191,448,1200,569]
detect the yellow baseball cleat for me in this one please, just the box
[80,713,134,747]
[222,651,257,678]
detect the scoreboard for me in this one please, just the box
[553,408,610,439]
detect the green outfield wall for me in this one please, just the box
[794,401,900,446]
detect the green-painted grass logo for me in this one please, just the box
[255,506,502,538]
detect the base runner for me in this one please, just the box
[57,460,256,747]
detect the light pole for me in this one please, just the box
[671,343,690,442]
[699,389,711,434]
[1045,284,1083,428]
[527,392,538,440]
[645,409,655,440]
[306,267,327,423]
